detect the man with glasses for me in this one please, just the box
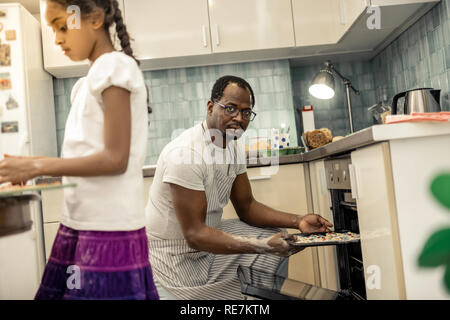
[145,75,332,299]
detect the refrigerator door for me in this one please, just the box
[0,4,48,299]
[0,4,31,158]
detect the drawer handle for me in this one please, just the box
[319,167,328,195]
[348,164,360,200]
[339,0,347,25]
[249,175,272,181]
[215,24,220,46]
[202,25,208,47]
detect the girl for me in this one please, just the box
[0,0,159,300]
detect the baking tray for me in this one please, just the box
[285,231,360,247]
[0,182,76,198]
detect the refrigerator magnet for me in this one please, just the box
[5,30,16,41]
[0,11,6,18]
[6,95,18,110]
[0,41,11,66]
[0,73,11,90]
[1,121,18,133]
[0,22,3,32]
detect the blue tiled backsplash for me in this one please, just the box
[53,0,449,163]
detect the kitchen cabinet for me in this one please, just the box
[332,0,440,52]
[308,160,340,291]
[40,176,153,261]
[350,142,405,299]
[207,0,295,53]
[39,0,125,78]
[123,0,211,60]
[41,0,439,76]
[123,0,294,59]
[292,0,368,46]
[223,164,320,286]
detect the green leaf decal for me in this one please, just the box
[430,174,450,210]
[418,228,450,267]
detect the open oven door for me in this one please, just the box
[237,265,355,300]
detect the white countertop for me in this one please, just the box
[302,122,450,161]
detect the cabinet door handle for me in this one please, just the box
[249,175,272,181]
[215,24,220,46]
[348,164,359,200]
[339,0,346,25]
[202,25,208,47]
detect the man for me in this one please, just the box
[145,75,332,299]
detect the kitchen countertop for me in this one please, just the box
[36,122,450,183]
[302,122,450,162]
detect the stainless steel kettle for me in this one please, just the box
[392,88,441,114]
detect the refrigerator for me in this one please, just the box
[0,3,57,299]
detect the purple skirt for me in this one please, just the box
[35,224,159,300]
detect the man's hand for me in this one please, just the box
[265,232,305,257]
[298,214,333,233]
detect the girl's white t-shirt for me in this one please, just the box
[60,51,148,231]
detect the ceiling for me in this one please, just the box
[0,0,40,14]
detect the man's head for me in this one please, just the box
[206,75,256,142]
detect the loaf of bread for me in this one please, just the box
[303,128,333,149]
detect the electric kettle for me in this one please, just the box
[392,88,441,114]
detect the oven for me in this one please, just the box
[236,155,368,300]
[324,155,366,300]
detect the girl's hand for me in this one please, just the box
[298,213,333,233]
[0,154,40,184]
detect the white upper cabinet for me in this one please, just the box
[40,0,440,77]
[208,0,295,53]
[123,0,295,58]
[40,0,124,78]
[292,0,368,46]
[341,0,370,33]
[123,0,212,59]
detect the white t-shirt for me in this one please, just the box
[145,121,247,239]
[61,52,148,231]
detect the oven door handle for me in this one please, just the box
[348,164,360,199]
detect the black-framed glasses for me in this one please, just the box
[214,101,257,121]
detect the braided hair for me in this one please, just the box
[48,0,152,113]
[210,75,255,108]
